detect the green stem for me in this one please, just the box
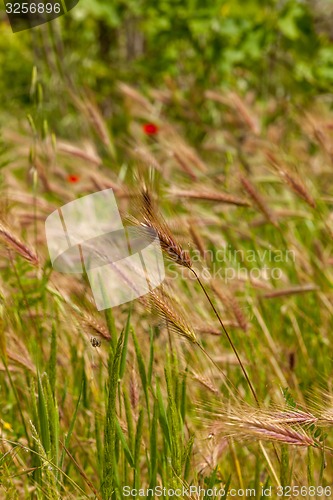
[191,268,259,406]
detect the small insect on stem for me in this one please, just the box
[90,337,101,348]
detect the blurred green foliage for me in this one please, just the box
[66,0,333,93]
[1,0,332,111]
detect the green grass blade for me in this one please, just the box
[59,380,83,472]
[102,325,124,499]
[37,372,51,454]
[133,408,144,490]
[132,329,149,413]
[115,419,134,468]
[47,322,57,398]
[119,308,131,379]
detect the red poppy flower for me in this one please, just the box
[67,174,80,183]
[143,123,159,135]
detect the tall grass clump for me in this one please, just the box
[3,8,333,497]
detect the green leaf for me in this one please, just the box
[115,420,134,468]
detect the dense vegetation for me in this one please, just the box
[1,1,333,498]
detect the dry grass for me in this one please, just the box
[2,79,333,497]
[0,223,39,267]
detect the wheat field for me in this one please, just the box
[2,5,333,499]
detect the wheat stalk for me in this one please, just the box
[212,283,249,333]
[139,188,192,268]
[213,418,315,446]
[144,287,197,344]
[0,223,39,266]
[138,187,259,405]
[170,188,251,207]
[263,284,319,299]
[239,175,276,225]
[205,406,317,447]
[265,151,316,208]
